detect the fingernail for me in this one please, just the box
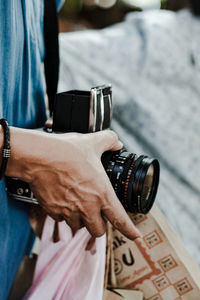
[132,228,143,240]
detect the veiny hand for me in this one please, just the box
[6,127,141,240]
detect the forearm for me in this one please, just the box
[1,126,51,182]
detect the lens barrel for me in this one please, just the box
[101,150,160,214]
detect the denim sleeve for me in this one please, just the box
[57,0,65,11]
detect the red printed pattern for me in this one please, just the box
[131,214,148,225]
[145,294,164,300]
[125,238,161,287]
[174,278,193,296]
[158,254,178,272]
[144,230,163,249]
[153,274,171,292]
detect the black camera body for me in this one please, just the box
[53,85,112,133]
[6,85,160,214]
[52,85,160,214]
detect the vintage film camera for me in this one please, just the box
[6,85,160,214]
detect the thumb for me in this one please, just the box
[91,130,123,155]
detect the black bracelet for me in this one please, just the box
[0,118,11,179]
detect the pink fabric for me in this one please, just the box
[24,216,106,300]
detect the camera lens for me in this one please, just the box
[101,150,160,214]
[140,164,154,209]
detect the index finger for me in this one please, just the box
[101,183,142,240]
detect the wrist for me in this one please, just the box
[6,127,50,182]
[0,119,11,179]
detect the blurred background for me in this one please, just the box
[58,0,184,32]
[57,0,200,266]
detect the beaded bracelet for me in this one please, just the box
[0,118,11,179]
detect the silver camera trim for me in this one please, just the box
[88,84,112,133]
[7,191,39,205]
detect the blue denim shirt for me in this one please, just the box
[0,1,64,298]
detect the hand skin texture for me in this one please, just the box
[0,126,141,240]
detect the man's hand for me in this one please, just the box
[5,127,141,240]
